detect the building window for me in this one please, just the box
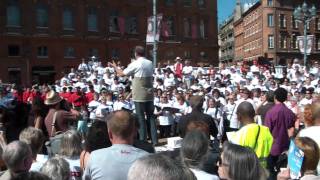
[292,35,298,49]
[8,45,20,56]
[317,38,320,50]
[268,14,274,27]
[88,7,98,32]
[37,46,48,58]
[89,48,99,58]
[280,35,287,49]
[279,14,286,28]
[6,0,21,27]
[198,0,205,8]
[292,16,299,29]
[184,51,191,58]
[183,18,191,37]
[126,16,138,34]
[64,47,75,58]
[317,18,320,30]
[111,49,120,59]
[109,11,119,33]
[36,4,48,28]
[268,35,274,49]
[183,0,192,7]
[165,0,174,6]
[199,19,206,39]
[267,0,273,6]
[167,16,175,36]
[63,8,74,30]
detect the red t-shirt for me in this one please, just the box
[69,93,87,107]
[86,92,94,103]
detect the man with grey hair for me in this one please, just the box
[128,154,196,180]
[0,141,33,180]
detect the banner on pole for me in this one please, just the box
[146,14,163,43]
[118,17,126,35]
[297,35,314,55]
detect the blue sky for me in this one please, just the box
[218,0,236,24]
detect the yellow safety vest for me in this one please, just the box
[228,123,273,167]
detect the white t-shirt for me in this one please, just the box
[182,66,193,75]
[190,168,219,180]
[123,57,153,78]
[88,100,101,119]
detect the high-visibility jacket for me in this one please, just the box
[228,123,273,167]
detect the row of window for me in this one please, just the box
[6,2,208,38]
[244,38,262,52]
[7,45,122,59]
[244,22,261,38]
[267,14,320,30]
[267,34,320,50]
[243,9,261,26]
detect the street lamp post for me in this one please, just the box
[153,0,157,68]
[293,2,317,69]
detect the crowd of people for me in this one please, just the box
[0,45,319,180]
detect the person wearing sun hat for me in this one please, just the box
[44,90,80,136]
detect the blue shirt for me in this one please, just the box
[83,144,148,180]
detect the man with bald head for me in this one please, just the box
[0,141,33,180]
[228,101,273,167]
[83,110,148,180]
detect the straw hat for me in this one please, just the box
[45,90,62,105]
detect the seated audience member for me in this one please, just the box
[83,110,149,180]
[19,127,45,171]
[218,142,268,180]
[299,102,320,175]
[0,141,33,179]
[128,154,196,180]
[80,121,112,171]
[40,157,70,180]
[178,95,218,138]
[277,137,320,180]
[59,130,82,180]
[180,130,219,180]
[228,101,273,167]
[11,171,50,180]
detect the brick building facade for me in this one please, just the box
[234,0,320,65]
[0,0,218,85]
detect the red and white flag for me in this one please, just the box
[162,20,169,38]
[118,17,125,35]
[192,24,198,40]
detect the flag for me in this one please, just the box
[118,17,125,35]
[297,35,314,55]
[192,24,198,40]
[162,20,169,38]
[146,14,163,43]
